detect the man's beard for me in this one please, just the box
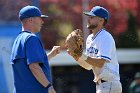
[87,24,98,30]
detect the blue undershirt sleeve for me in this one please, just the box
[25,36,45,65]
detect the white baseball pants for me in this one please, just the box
[96,81,122,93]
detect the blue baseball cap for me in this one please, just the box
[19,5,48,20]
[83,6,109,21]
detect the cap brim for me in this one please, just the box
[83,12,96,17]
[41,15,48,18]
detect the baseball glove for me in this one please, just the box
[65,29,84,58]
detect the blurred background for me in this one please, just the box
[0,0,140,93]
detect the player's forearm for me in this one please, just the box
[29,63,50,87]
[86,57,105,67]
[77,55,105,68]
[76,58,92,70]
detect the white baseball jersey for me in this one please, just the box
[85,28,120,82]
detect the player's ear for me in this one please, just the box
[99,18,105,26]
[99,18,104,22]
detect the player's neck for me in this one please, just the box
[92,27,104,35]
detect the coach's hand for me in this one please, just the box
[47,46,61,60]
[48,86,56,93]
[50,46,61,57]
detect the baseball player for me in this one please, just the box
[66,6,122,93]
[10,6,61,93]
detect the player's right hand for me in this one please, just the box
[48,86,56,93]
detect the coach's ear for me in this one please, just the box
[28,17,33,22]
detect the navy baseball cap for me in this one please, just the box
[19,5,48,20]
[83,6,109,21]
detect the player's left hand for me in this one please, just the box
[65,29,83,60]
[50,46,61,57]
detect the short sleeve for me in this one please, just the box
[25,36,45,65]
[97,36,113,61]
